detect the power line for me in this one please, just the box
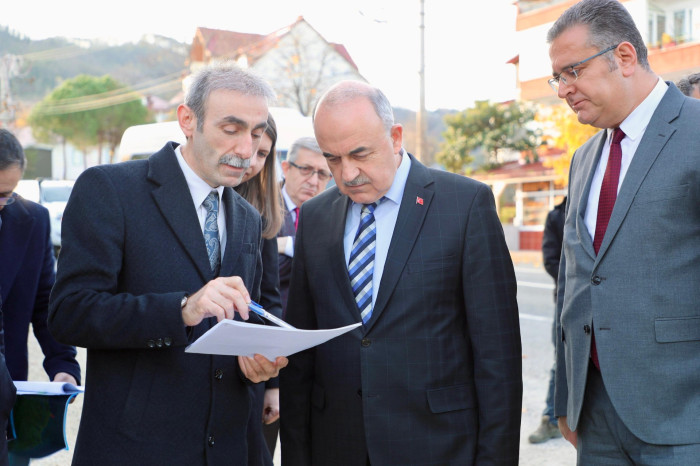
[33,78,183,115]
[44,71,185,105]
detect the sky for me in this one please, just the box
[2,0,519,112]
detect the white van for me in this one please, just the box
[117,107,314,163]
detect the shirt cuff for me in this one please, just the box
[284,236,294,257]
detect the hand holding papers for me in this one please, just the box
[185,320,362,360]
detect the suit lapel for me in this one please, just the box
[220,188,250,277]
[595,86,682,262]
[365,156,433,332]
[0,200,34,300]
[575,132,607,260]
[148,144,212,282]
[325,192,360,322]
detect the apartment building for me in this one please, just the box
[478,0,700,250]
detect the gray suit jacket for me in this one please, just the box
[555,83,700,445]
[280,155,522,465]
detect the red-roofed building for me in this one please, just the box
[188,17,365,115]
[472,148,566,250]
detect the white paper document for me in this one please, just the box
[14,381,85,396]
[185,320,362,359]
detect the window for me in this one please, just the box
[674,9,692,43]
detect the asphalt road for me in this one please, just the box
[27,260,576,465]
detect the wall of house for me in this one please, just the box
[516,0,700,102]
[251,22,364,115]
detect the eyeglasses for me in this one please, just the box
[0,193,17,206]
[549,44,619,92]
[288,161,332,181]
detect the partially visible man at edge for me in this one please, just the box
[48,62,287,466]
[548,0,700,463]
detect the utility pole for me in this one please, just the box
[416,0,429,165]
[0,54,22,128]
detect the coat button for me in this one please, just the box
[584,325,591,335]
[361,338,371,347]
[163,337,172,347]
[591,276,602,285]
[146,339,155,348]
[207,435,215,447]
[214,369,224,380]
[156,338,163,348]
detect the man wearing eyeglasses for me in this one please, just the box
[548,1,700,463]
[0,129,81,465]
[278,136,331,312]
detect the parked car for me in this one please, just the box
[14,179,74,257]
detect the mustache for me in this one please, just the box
[219,154,250,169]
[344,175,371,187]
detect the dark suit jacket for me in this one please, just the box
[555,84,700,444]
[247,236,281,466]
[277,195,296,315]
[0,198,80,382]
[280,155,522,465]
[48,142,264,465]
[542,197,566,301]
[0,299,17,466]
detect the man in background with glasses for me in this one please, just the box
[263,136,329,457]
[278,136,331,313]
[548,0,700,463]
[0,129,81,465]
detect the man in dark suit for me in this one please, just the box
[0,128,81,466]
[263,136,329,456]
[548,1,700,463]
[1,298,16,466]
[528,196,565,444]
[48,62,287,466]
[280,81,522,465]
[0,130,81,388]
[277,136,330,314]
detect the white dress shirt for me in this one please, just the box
[584,78,668,239]
[174,145,227,256]
[344,149,411,308]
[281,185,297,257]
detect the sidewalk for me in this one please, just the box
[511,249,543,267]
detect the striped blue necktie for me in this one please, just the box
[349,202,379,323]
[202,190,221,275]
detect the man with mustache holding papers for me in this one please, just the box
[48,62,287,466]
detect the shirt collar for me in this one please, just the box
[174,145,224,207]
[614,77,668,143]
[281,184,296,212]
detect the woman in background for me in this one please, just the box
[235,114,284,466]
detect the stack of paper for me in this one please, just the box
[185,320,362,359]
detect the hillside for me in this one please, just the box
[0,26,189,105]
[1,26,451,163]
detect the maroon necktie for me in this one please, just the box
[293,207,299,231]
[591,127,625,369]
